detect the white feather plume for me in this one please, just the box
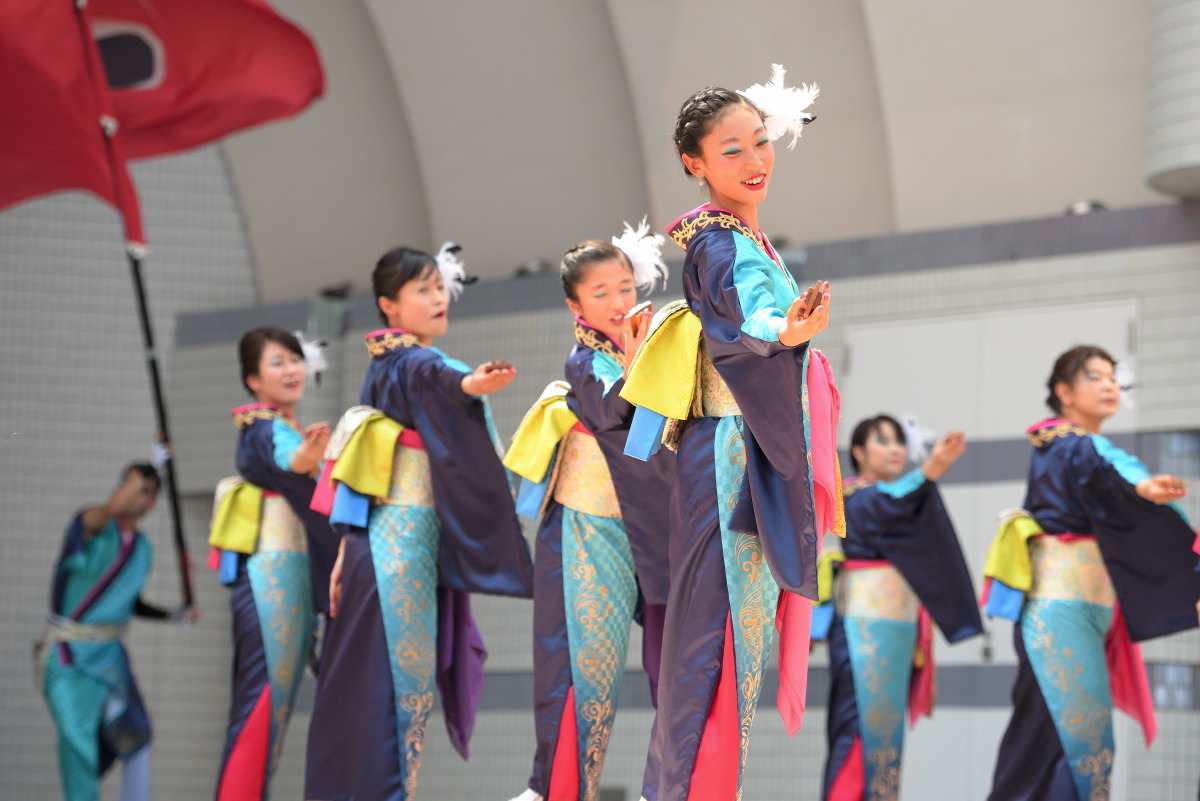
[1115,361,1135,409]
[436,242,468,300]
[612,217,669,293]
[899,413,935,465]
[294,330,328,384]
[738,64,819,150]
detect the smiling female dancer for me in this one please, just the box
[622,66,843,801]
[504,224,674,801]
[208,327,337,801]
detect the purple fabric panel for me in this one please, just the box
[436,586,486,759]
[304,535,402,801]
[640,602,666,709]
[527,503,572,797]
[643,418,731,801]
[215,568,269,796]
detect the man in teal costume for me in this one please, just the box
[40,463,196,801]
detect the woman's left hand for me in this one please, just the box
[779,282,831,348]
[1135,475,1188,504]
[462,361,517,396]
[290,422,330,477]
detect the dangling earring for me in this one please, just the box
[698,178,706,188]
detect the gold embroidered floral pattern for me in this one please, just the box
[1024,603,1113,801]
[400,690,435,798]
[693,338,740,419]
[848,622,905,801]
[838,565,920,624]
[553,430,621,517]
[574,321,624,367]
[1027,422,1088,448]
[366,329,422,358]
[565,510,634,801]
[833,454,847,538]
[233,405,282,430]
[257,495,307,553]
[1028,537,1115,606]
[580,697,615,801]
[734,530,769,772]
[668,209,761,251]
[245,550,312,779]
[381,442,435,509]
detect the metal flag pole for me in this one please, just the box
[127,249,194,609]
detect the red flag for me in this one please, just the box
[0,0,145,248]
[90,0,324,159]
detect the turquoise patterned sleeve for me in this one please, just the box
[590,351,624,396]
[731,234,792,342]
[877,467,927,499]
[1088,434,1152,485]
[271,418,304,473]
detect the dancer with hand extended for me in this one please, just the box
[817,416,982,801]
[305,244,534,801]
[622,65,842,801]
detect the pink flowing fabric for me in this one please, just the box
[548,685,580,801]
[1107,601,1157,747]
[309,460,337,516]
[908,607,935,726]
[688,616,740,801]
[827,736,865,801]
[775,350,842,737]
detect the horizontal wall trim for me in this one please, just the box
[292,661,1200,715]
[176,202,1200,344]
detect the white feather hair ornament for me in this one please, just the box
[435,242,470,301]
[899,414,935,466]
[1115,361,1135,409]
[738,64,819,150]
[294,330,328,386]
[612,217,669,293]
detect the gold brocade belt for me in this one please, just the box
[1027,535,1115,606]
[552,429,621,518]
[257,494,308,554]
[692,338,740,419]
[377,441,435,509]
[836,564,920,623]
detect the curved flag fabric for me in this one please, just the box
[0,0,145,247]
[91,0,325,159]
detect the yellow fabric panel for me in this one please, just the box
[208,477,263,554]
[619,300,702,420]
[982,511,1045,592]
[817,551,846,604]
[503,381,578,483]
[330,413,403,499]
